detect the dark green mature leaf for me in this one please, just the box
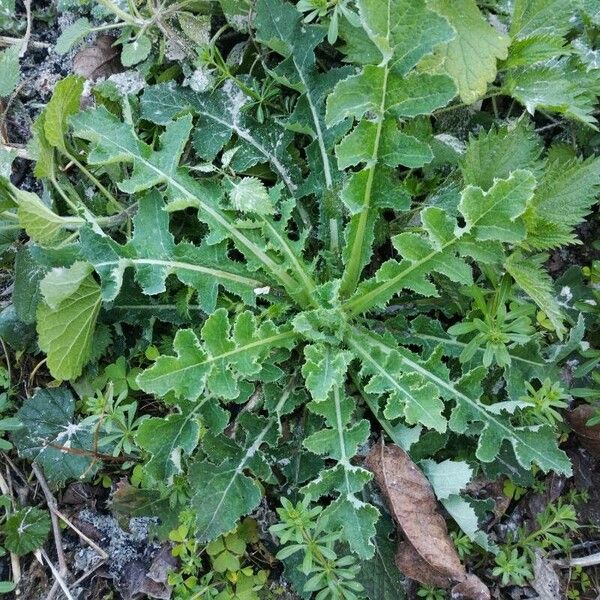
[14,388,98,485]
[348,328,572,475]
[4,508,51,555]
[302,386,378,559]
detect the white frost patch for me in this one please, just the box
[559,286,573,306]
[107,71,146,96]
[254,286,271,295]
[223,80,249,125]
[434,133,466,155]
[183,67,215,93]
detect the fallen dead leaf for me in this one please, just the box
[566,404,600,457]
[365,441,490,600]
[73,35,123,81]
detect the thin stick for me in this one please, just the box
[32,465,68,577]
[34,550,74,600]
[0,36,49,49]
[556,552,600,568]
[19,0,32,58]
[53,508,108,560]
[0,338,12,391]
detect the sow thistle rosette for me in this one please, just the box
[1,0,599,583]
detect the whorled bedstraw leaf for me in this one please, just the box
[37,274,101,380]
[302,387,378,558]
[4,507,51,556]
[14,388,98,485]
[137,309,296,401]
[426,0,509,104]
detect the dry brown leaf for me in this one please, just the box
[365,441,490,600]
[566,404,600,457]
[73,35,123,80]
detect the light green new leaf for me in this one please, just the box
[40,261,92,310]
[137,309,296,401]
[44,75,84,150]
[301,344,351,402]
[427,0,509,103]
[227,177,273,215]
[37,275,101,380]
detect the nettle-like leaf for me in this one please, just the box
[301,386,378,559]
[523,155,600,249]
[326,0,456,296]
[348,327,572,475]
[137,309,296,401]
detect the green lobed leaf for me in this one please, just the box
[137,309,296,401]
